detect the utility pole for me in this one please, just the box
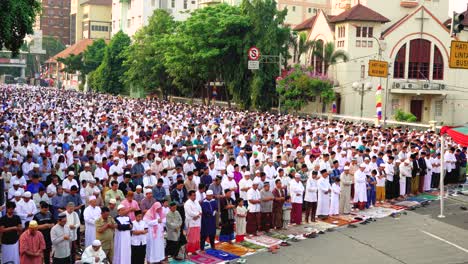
[278,53,282,113]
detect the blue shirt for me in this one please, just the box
[152,186,166,202]
[26,182,45,194]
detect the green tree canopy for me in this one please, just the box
[0,0,41,56]
[82,39,106,75]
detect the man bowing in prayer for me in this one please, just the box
[184,190,202,255]
[83,195,101,248]
[201,190,218,251]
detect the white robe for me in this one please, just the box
[353,170,368,202]
[113,215,132,264]
[316,177,331,216]
[83,205,101,247]
[304,177,318,202]
[16,199,37,227]
[145,215,166,262]
[81,246,107,264]
[329,183,341,215]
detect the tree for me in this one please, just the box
[313,41,349,74]
[82,39,106,75]
[57,53,83,74]
[24,36,66,77]
[0,0,41,56]
[90,31,130,94]
[124,9,176,98]
[295,32,315,63]
[277,65,334,113]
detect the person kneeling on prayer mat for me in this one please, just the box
[219,189,236,242]
[81,240,107,264]
[201,190,218,250]
[246,178,262,236]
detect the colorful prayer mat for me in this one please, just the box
[394,201,421,207]
[406,196,429,203]
[239,241,266,250]
[320,216,352,226]
[205,249,240,261]
[330,214,361,223]
[306,221,337,231]
[265,232,290,241]
[215,242,256,256]
[188,253,223,264]
[169,259,195,264]
[357,207,396,219]
[244,235,282,247]
[416,194,439,201]
[375,203,406,211]
[273,225,309,236]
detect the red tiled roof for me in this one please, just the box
[293,15,317,31]
[329,3,390,23]
[46,39,96,63]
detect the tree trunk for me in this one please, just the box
[207,82,211,106]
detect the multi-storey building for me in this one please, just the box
[70,0,112,44]
[34,0,72,45]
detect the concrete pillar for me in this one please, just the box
[429,120,437,131]
[20,67,25,78]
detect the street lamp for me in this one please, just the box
[352,81,373,118]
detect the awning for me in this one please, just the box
[440,126,468,147]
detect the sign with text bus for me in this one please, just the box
[449,40,468,69]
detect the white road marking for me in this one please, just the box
[421,230,468,254]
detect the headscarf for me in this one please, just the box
[143,202,165,238]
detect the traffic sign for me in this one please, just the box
[368,60,388,77]
[449,40,468,69]
[248,47,260,61]
[248,60,259,70]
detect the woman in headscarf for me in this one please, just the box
[144,201,166,263]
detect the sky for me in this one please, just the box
[450,0,468,14]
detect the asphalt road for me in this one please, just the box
[246,196,468,264]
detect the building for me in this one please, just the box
[111,0,198,37]
[294,0,468,125]
[70,0,112,44]
[278,0,330,27]
[34,0,71,45]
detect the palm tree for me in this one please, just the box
[313,41,349,74]
[296,32,315,63]
[288,32,298,64]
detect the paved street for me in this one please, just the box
[247,197,468,264]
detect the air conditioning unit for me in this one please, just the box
[393,82,403,89]
[402,82,420,89]
[422,83,431,89]
[439,84,446,90]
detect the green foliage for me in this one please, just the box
[83,39,106,75]
[124,9,176,98]
[90,31,131,94]
[313,41,349,74]
[0,0,41,56]
[296,32,315,63]
[394,109,417,122]
[277,65,334,112]
[58,53,83,74]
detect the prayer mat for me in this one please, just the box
[239,241,266,250]
[394,201,421,208]
[406,196,429,203]
[169,259,195,264]
[265,232,290,241]
[417,194,439,201]
[320,216,351,226]
[215,242,256,256]
[331,214,361,224]
[205,249,240,261]
[188,253,223,264]
[306,221,337,232]
[244,235,282,247]
[375,203,406,211]
[273,225,309,236]
[357,207,396,219]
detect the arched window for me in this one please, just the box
[433,46,444,80]
[393,44,406,79]
[408,39,431,80]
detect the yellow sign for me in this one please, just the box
[368,60,388,77]
[449,40,468,69]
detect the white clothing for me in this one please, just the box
[1,242,20,264]
[113,216,132,264]
[94,167,108,180]
[246,188,261,213]
[143,175,157,189]
[329,183,341,215]
[221,179,237,199]
[83,205,101,247]
[184,199,202,228]
[353,170,367,203]
[304,177,318,202]
[81,246,107,264]
[145,215,166,262]
[16,199,37,226]
[131,220,148,246]
[65,211,81,241]
[316,177,331,215]
[238,178,253,200]
[290,180,304,204]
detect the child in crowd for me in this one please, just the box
[367,170,377,208]
[235,198,247,242]
[376,167,386,203]
[282,195,292,229]
[329,178,341,216]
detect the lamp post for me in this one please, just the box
[352,81,373,118]
[371,36,391,126]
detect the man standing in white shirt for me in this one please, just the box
[16,191,37,227]
[184,190,202,254]
[304,171,318,222]
[290,174,304,225]
[246,179,261,235]
[238,172,253,201]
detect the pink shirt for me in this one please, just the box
[121,199,140,221]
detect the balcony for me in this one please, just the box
[391,81,447,95]
[400,0,419,8]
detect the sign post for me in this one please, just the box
[368,60,388,77]
[449,40,468,69]
[248,46,261,70]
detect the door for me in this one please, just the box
[410,100,423,122]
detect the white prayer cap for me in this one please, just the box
[228,173,234,178]
[245,171,251,176]
[136,185,142,189]
[109,198,117,204]
[379,164,386,167]
[206,190,214,195]
[23,191,32,198]
[117,204,125,210]
[12,158,17,161]
[68,171,75,176]
[113,157,119,161]
[404,159,410,164]
[240,150,245,153]
[33,163,40,168]
[88,178,96,183]
[88,195,96,201]
[13,180,20,185]
[344,166,350,170]
[252,178,261,185]
[286,148,293,152]
[359,164,366,168]
[341,151,346,155]
[296,147,303,152]
[294,174,301,178]
[155,157,162,162]
[84,163,90,167]
[187,157,193,161]
[364,157,370,161]
[14,191,22,197]
[144,189,152,194]
[92,240,102,247]
[119,151,125,155]
[281,160,287,165]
